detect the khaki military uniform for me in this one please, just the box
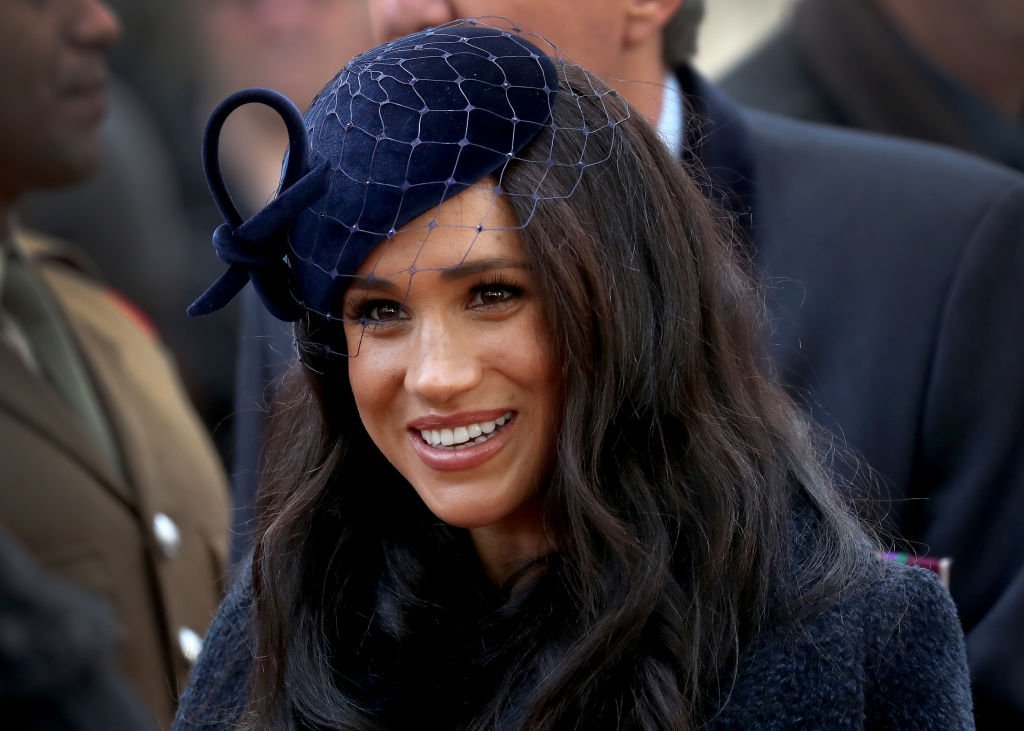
[0,229,229,727]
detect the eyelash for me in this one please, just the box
[344,274,525,328]
[469,274,524,309]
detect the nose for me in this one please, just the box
[367,0,454,43]
[69,0,122,51]
[404,320,483,406]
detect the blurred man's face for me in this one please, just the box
[367,0,631,81]
[979,0,1024,40]
[196,0,373,112]
[0,0,120,200]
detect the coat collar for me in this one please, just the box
[675,66,757,245]
[0,233,134,509]
[0,343,133,507]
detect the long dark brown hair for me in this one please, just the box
[245,64,870,730]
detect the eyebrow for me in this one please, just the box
[345,257,529,293]
[438,257,529,281]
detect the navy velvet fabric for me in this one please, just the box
[191,24,558,321]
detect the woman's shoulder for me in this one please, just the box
[711,554,974,729]
[855,557,974,727]
[173,560,257,730]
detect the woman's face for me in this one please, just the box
[343,182,560,557]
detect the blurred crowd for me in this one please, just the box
[1,0,1021,728]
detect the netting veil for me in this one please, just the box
[190,18,630,356]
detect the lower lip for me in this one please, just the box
[408,416,516,472]
[64,89,108,121]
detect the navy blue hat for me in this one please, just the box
[190,21,561,322]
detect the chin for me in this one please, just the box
[34,151,103,190]
[426,503,506,531]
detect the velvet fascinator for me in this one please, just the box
[190,19,628,334]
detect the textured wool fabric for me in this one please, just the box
[171,562,254,730]
[173,550,974,729]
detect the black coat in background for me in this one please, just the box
[719,0,1024,172]
[229,67,1024,725]
[0,529,153,730]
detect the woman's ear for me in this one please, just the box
[624,0,687,47]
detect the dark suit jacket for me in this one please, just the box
[682,69,1024,725]
[230,68,1024,724]
[0,232,231,727]
[718,0,1024,172]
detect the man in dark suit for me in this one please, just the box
[0,0,230,725]
[227,0,1024,723]
[720,0,1024,171]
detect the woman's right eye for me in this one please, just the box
[354,299,406,325]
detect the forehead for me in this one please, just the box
[354,182,525,279]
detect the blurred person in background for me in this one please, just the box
[16,1,239,461]
[14,82,237,456]
[721,0,1024,171]
[0,527,153,730]
[185,0,374,565]
[0,0,229,726]
[229,0,1024,724]
[190,0,374,212]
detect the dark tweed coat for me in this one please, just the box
[173,552,973,730]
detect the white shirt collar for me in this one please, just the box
[655,70,684,158]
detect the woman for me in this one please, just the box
[177,21,973,730]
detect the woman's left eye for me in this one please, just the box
[469,281,523,309]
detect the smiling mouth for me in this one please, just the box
[418,412,514,450]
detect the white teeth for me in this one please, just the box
[419,412,513,449]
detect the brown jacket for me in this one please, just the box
[0,230,229,727]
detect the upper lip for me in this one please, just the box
[408,409,515,430]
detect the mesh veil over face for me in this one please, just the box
[191,18,630,358]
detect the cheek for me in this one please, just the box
[526,326,563,451]
[455,1,509,18]
[489,313,560,415]
[347,354,392,463]
[343,322,372,360]
[506,328,562,490]
[523,335,559,399]
[345,335,407,438]
[347,340,385,402]
[370,0,452,42]
[345,331,383,412]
